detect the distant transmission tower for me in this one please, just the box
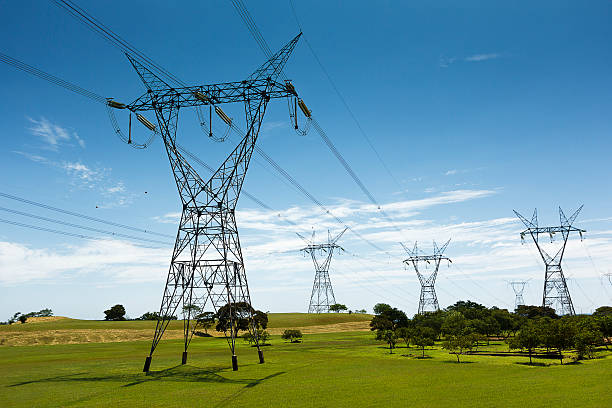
[402,240,451,314]
[514,206,585,316]
[509,281,527,311]
[298,228,347,313]
[605,272,612,286]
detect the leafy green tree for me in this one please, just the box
[595,315,612,349]
[195,311,216,334]
[242,329,270,346]
[215,302,267,333]
[574,319,602,360]
[329,303,348,313]
[413,326,436,357]
[104,304,126,321]
[442,334,475,363]
[508,320,542,364]
[490,307,514,338]
[515,305,558,320]
[370,307,408,332]
[412,310,446,339]
[547,318,577,364]
[182,303,201,317]
[18,315,27,324]
[378,329,397,354]
[282,329,303,343]
[137,312,159,321]
[396,327,413,348]
[373,303,392,315]
[442,311,468,336]
[593,306,612,317]
[446,300,488,320]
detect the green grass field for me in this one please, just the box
[1,314,611,407]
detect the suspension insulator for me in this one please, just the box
[297,99,311,118]
[215,106,232,126]
[136,114,156,131]
[107,99,127,109]
[285,81,296,94]
[194,91,210,103]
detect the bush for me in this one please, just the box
[243,329,270,345]
[282,329,303,343]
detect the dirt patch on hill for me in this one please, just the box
[0,329,185,346]
[0,321,371,346]
[20,316,69,324]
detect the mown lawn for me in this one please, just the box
[1,329,611,407]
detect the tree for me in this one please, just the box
[412,310,445,339]
[396,327,413,348]
[377,329,397,354]
[446,300,488,320]
[508,321,542,365]
[18,315,28,324]
[574,319,602,360]
[242,329,269,346]
[137,312,159,321]
[546,318,577,364]
[593,306,612,317]
[182,303,201,317]
[442,334,475,363]
[215,302,267,333]
[104,304,126,321]
[8,312,21,325]
[490,307,514,338]
[595,315,612,349]
[195,311,216,334]
[373,303,392,315]
[515,305,558,320]
[371,307,409,331]
[442,311,468,337]
[282,329,303,343]
[413,326,436,358]
[329,303,348,313]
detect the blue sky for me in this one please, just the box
[1,0,611,319]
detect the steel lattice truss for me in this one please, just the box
[514,206,585,316]
[114,34,302,373]
[298,229,346,313]
[510,281,527,311]
[402,240,451,314]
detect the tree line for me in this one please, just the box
[370,301,612,364]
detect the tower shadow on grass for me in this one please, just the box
[8,365,286,389]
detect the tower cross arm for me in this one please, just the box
[519,226,586,235]
[404,255,451,263]
[127,79,298,112]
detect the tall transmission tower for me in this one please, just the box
[514,206,585,316]
[298,228,347,313]
[509,281,528,311]
[402,240,451,314]
[108,34,303,372]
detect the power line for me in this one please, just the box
[288,0,402,189]
[0,191,174,239]
[0,205,172,246]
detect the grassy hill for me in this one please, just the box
[0,313,373,346]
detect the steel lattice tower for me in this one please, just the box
[298,229,346,313]
[510,281,527,311]
[514,206,585,316]
[402,240,451,314]
[110,34,302,372]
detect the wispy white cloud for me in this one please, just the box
[445,169,458,176]
[26,117,85,150]
[464,53,502,62]
[440,52,505,68]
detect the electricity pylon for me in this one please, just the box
[109,34,302,372]
[402,240,451,314]
[514,206,585,316]
[509,281,527,311]
[298,228,347,313]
